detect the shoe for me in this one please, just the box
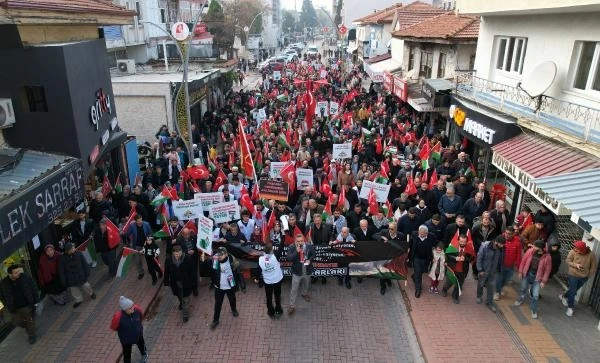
[258,281,264,288]
[210,321,219,329]
[415,290,421,298]
[560,294,568,307]
[441,289,447,297]
[453,298,459,304]
[275,309,283,316]
[288,307,295,315]
[302,294,311,302]
[476,297,482,304]
[345,281,352,289]
[429,287,435,293]
[268,312,275,318]
[434,287,440,294]
[183,316,189,323]
[232,310,239,317]
[138,273,144,280]
[566,308,573,317]
[514,299,524,306]
[241,287,247,294]
[90,293,96,300]
[73,302,82,308]
[531,312,538,319]
[28,336,36,344]
[487,303,498,313]
[493,293,500,301]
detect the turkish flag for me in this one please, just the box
[213,169,228,192]
[404,175,418,196]
[105,218,121,249]
[280,162,296,191]
[187,165,210,180]
[239,186,256,215]
[367,187,379,216]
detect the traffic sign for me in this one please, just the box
[339,24,347,34]
[323,26,329,33]
[171,22,190,41]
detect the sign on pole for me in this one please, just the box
[196,216,214,255]
[339,25,347,34]
[210,201,241,224]
[359,180,391,203]
[171,22,190,41]
[296,168,314,190]
[172,199,203,220]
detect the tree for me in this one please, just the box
[282,10,296,33]
[334,0,343,26]
[300,0,318,30]
[204,0,230,56]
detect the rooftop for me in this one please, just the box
[392,12,480,40]
[393,2,446,31]
[111,69,220,84]
[353,2,404,25]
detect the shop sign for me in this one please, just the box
[492,153,562,214]
[0,161,85,260]
[383,71,393,92]
[101,129,110,146]
[90,88,112,130]
[450,104,496,145]
[393,75,407,102]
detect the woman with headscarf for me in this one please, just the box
[37,244,67,305]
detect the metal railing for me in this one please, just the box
[454,72,600,143]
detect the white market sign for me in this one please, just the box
[492,152,564,214]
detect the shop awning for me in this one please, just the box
[491,133,600,215]
[347,44,358,53]
[424,78,453,92]
[0,149,85,261]
[532,169,600,239]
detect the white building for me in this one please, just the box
[352,3,403,60]
[455,0,600,308]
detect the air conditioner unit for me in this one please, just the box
[0,98,16,129]
[117,59,136,74]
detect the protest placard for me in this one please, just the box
[296,168,314,190]
[332,143,352,159]
[172,199,203,220]
[210,201,241,224]
[269,162,287,179]
[259,180,289,201]
[196,216,214,255]
[316,101,329,117]
[359,180,391,203]
[329,101,339,115]
[194,192,224,215]
[273,71,281,80]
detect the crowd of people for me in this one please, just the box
[0,45,596,363]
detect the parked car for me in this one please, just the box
[306,46,319,57]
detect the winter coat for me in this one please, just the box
[461,198,486,225]
[409,232,435,262]
[210,255,242,290]
[59,251,90,287]
[428,250,446,280]
[438,195,463,216]
[476,241,504,277]
[309,223,333,245]
[94,227,115,254]
[518,248,552,284]
[471,220,499,249]
[38,252,65,294]
[110,305,144,345]
[127,222,152,248]
[0,274,38,313]
[165,255,195,298]
[397,214,420,235]
[287,243,316,276]
[566,248,597,278]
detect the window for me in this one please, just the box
[408,46,415,71]
[160,8,166,24]
[23,86,48,112]
[135,2,142,20]
[420,51,433,78]
[571,41,600,92]
[495,36,527,74]
[437,53,446,78]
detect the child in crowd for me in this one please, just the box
[428,243,446,293]
[142,237,162,285]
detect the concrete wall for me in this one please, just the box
[473,12,600,109]
[391,38,404,65]
[458,0,600,15]
[403,41,476,79]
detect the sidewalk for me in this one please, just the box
[0,252,160,363]
[403,271,600,363]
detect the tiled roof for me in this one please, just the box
[0,0,136,16]
[394,2,446,31]
[365,53,391,64]
[392,13,480,40]
[353,2,403,24]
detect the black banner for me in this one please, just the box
[213,240,410,279]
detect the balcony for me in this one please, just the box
[454,72,600,145]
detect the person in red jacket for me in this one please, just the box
[494,226,522,300]
[110,296,147,363]
[514,240,552,319]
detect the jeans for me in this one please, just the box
[289,274,310,307]
[566,275,588,308]
[213,288,236,322]
[518,271,541,313]
[134,246,144,275]
[122,336,146,363]
[101,250,118,277]
[476,273,495,304]
[496,267,515,293]
[264,280,283,315]
[11,306,35,337]
[412,258,427,292]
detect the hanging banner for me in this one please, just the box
[194,192,224,213]
[329,101,339,115]
[259,180,289,201]
[269,162,287,179]
[210,201,241,224]
[296,168,314,190]
[332,143,352,159]
[172,199,203,220]
[359,180,391,203]
[196,216,214,255]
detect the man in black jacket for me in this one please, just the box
[210,247,241,329]
[346,203,367,231]
[442,234,474,304]
[353,219,378,241]
[374,222,406,295]
[0,265,38,344]
[308,214,332,284]
[71,210,96,267]
[443,215,470,248]
[165,245,195,323]
[287,234,316,315]
[94,219,118,279]
[489,200,510,234]
[409,225,435,298]
[59,243,96,308]
[177,228,200,296]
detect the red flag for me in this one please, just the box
[428,169,438,191]
[251,183,260,202]
[380,160,390,180]
[323,194,332,217]
[239,186,256,215]
[238,123,256,179]
[375,135,383,155]
[423,169,429,184]
[228,151,236,171]
[101,176,112,197]
[181,220,198,234]
[404,175,418,196]
[338,186,347,211]
[367,187,378,215]
[105,218,121,249]
[122,209,137,236]
[304,88,316,130]
[213,169,228,192]
[385,200,393,219]
[190,180,201,193]
[450,229,475,257]
[280,162,296,191]
[321,178,331,198]
[187,165,210,180]
[419,139,430,162]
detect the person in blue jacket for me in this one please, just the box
[110,296,147,363]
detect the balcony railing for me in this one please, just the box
[454,72,600,144]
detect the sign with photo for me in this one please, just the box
[194,192,224,213]
[296,168,314,190]
[332,143,352,159]
[258,108,267,120]
[316,101,329,117]
[359,180,391,203]
[329,101,339,115]
[172,199,203,220]
[273,71,282,81]
[210,201,241,224]
[196,216,214,255]
[269,162,287,179]
[320,69,327,79]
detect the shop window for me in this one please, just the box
[135,2,142,20]
[570,41,600,92]
[420,51,433,78]
[23,86,48,112]
[495,36,527,74]
[408,46,415,71]
[437,53,446,78]
[160,8,166,24]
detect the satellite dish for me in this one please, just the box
[404,69,417,80]
[520,61,557,97]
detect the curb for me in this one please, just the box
[395,280,427,363]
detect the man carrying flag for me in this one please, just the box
[442,234,475,304]
[93,219,119,280]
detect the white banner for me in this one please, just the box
[196,216,214,255]
[172,199,203,220]
[359,180,391,203]
[329,101,339,115]
[258,108,267,119]
[296,168,314,190]
[320,69,327,79]
[194,192,224,215]
[210,201,241,224]
[273,71,281,81]
[332,143,352,160]
[269,162,287,179]
[316,101,329,117]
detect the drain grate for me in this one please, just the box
[496,309,536,363]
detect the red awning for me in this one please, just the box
[492,133,600,178]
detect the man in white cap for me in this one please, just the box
[110,296,147,363]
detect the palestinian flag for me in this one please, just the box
[444,264,462,296]
[277,134,290,149]
[431,141,442,162]
[419,140,430,170]
[254,150,263,174]
[465,163,477,178]
[448,230,476,257]
[151,187,172,207]
[322,194,333,221]
[367,187,378,216]
[76,238,97,262]
[114,172,123,193]
[153,211,172,239]
[116,247,138,278]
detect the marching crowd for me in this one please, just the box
[0,48,597,363]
